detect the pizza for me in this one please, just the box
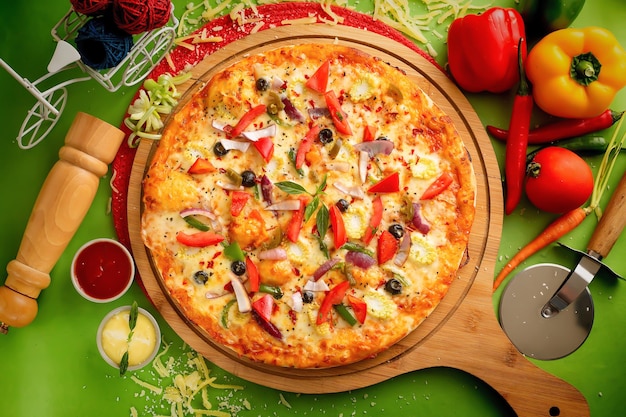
[141,43,476,368]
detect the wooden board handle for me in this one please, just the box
[0,112,124,333]
[587,170,626,259]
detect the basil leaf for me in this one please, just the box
[128,301,139,332]
[314,234,330,259]
[304,196,319,223]
[316,203,329,240]
[275,181,308,195]
[288,147,304,177]
[119,351,129,376]
[316,174,328,196]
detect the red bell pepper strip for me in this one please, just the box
[305,60,330,94]
[228,104,267,138]
[347,294,367,324]
[447,7,526,93]
[329,204,348,249]
[246,256,260,292]
[317,280,350,325]
[252,293,274,323]
[296,125,321,169]
[253,137,274,163]
[230,190,250,217]
[362,124,377,142]
[377,230,398,265]
[324,90,352,136]
[367,172,400,193]
[486,109,624,144]
[188,157,215,174]
[286,196,308,243]
[504,38,533,215]
[176,231,225,247]
[362,196,383,244]
[420,171,454,200]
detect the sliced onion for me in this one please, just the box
[325,161,350,172]
[230,275,251,313]
[304,279,330,292]
[258,247,288,260]
[308,107,330,119]
[393,231,411,267]
[180,207,216,220]
[261,175,274,204]
[205,291,229,299]
[345,251,376,269]
[290,292,303,313]
[216,180,244,191]
[272,76,285,90]
[241,124,277,142]
[220,138,250,152]
[265,199,302,211]
[334,181,365,199]
[354,140,394,157]
[312,258,340,281]
[282,97,305,123]
[359,150,369,183]
[212,119,228,132]
[412,202,431,234]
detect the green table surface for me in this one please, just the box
[1,1,626,416]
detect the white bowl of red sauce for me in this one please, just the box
[71,238,135,303]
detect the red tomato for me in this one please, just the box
[230,191,250,217]
[362,196,383,244]
[253,137,274,162]
[188,157,215,174]
[367,172,400,193]
[347,294,367,324]
[324,90,352,136]
[229,104,266,138]
[317,280,350,325]
[176,231,224,247]
[252,294,274,323]
[305,60,330,93]
[286,196,308,243]
[329,204,348,249]
[524,147,594,214]
[377,230,398,265]
[246,257,260,292]
[296,125,321,169]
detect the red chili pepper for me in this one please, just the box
[317,280,350,325]
[176,231,225,247]
[420,171,454,200]
[504,38,533,215]
[228,104,267,138]
[188,157,215,174]
[362,195,383,244]
[447,7,526,93]
[367,172,400,194]
[230,190,250,217]
[295,125,321,169]
[486,109,624,144]
[305,60,330,94]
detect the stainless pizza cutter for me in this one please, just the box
[499,170,626,360]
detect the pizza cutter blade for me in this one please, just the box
[499,169,626,360]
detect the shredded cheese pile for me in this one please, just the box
[128,339,250,417]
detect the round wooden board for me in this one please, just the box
[127,25,589,416]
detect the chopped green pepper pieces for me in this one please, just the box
[224,242,246,261]
[183,215,210,231]
[221,299,237,328]
[334,304,358,326]
[259,283,283,300]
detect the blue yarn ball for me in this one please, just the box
[75,16,133,70]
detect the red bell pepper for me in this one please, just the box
[347,294,367,324]
[176,231,224,247]
[329,204,348,249]
[296,125,321,169]
[420,171,454,200]
[230,190,250,217]
[246,256,260,292]
[317,280,350,325]
[377,230,398,265]
[447,7,526,93]
[188,157,215,174]
[362,195,383,244]
[305,60,330,94]
[252,294,274,323]
[253,137,274,163]
[228,104,267,138]
[367,172,400,193]
[324,90,352,136]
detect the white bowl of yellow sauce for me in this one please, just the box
[96,305,161,372]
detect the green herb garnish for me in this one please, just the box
[119,301,139,376]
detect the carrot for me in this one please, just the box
[493,206,590,291]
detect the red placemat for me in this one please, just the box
[111,1,442,254]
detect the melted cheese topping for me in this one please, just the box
[142,43,476,368]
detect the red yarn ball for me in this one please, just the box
[113,0,172,35]
[70,0,114,16]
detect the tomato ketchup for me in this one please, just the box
[72,239,134,302]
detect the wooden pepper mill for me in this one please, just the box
[0,112,124,334]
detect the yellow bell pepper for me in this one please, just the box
[526,26,626,119]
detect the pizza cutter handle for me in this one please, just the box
[587,170,626,259]
[0,112,124,334]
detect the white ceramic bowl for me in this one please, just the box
[71,238,135,303]
[96,305,161,372]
